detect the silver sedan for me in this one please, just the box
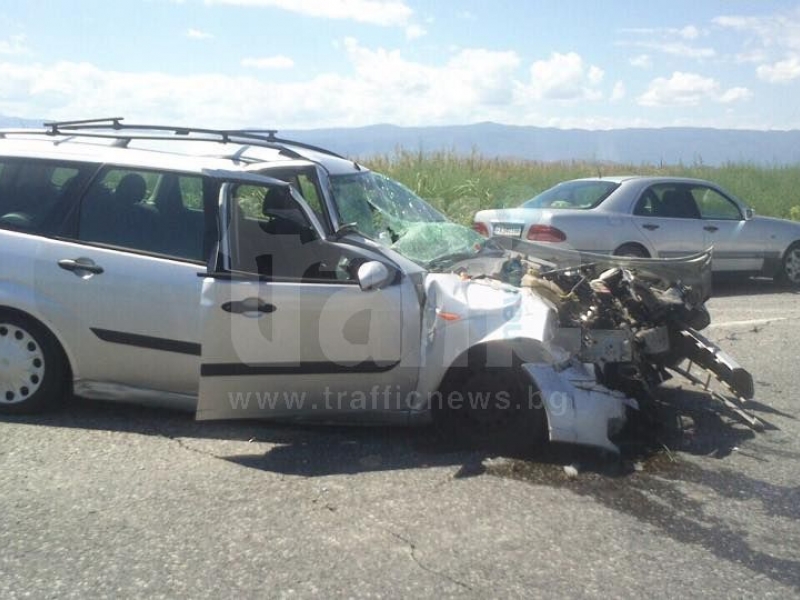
[473,176,800,286]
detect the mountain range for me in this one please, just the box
[3,115,799,167]
[281,123,800,167]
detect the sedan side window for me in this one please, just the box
[639,184,700,219]
[633,190,661,216]
[691,186,742,220]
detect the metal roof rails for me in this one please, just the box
[3,117,346,159]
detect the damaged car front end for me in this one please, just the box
[328,169,757,453]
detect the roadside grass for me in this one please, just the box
[363,149,800,225]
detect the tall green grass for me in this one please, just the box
[363,149,800,225]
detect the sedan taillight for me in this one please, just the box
[472,222,489,237]
[526,224,567,242]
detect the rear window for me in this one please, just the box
[0,158,94,234]
[522,180,619,210]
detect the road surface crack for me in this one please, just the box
[159,433,225,460]
[385,528,474,592]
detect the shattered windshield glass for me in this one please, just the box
[329,171,491,268]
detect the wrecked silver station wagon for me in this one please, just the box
[0,119,756,453]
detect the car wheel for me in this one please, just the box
[614,243,649,258]
[433,363,547,455]
[777,242,800,288]
[0,314,66,414]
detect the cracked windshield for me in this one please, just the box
[329,171,490,268]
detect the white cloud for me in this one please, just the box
[0,34,29,56]
[629,54,652,68]
[713,10,800,51]
[340,39,521,115]
[187,28,213,40]
[679,25,700,40]
[631,40,715,59]
[610,81,626,102]
[405,24,426,40]
[658,42,715,59]
[637,71,751,107]
[241,55,295,69]
[205,0,413,26]
[520,52,604,101]
[757,55,800,83]
[620,25,704,40]
[0,40,530,128]
[735,49,768,64]
[618,25,715,60]
[588,65,604,85]
[714,7,800,83]
[718,87,753,103]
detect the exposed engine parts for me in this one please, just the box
[516,255,759,430]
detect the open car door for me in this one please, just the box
[197,176,416,421]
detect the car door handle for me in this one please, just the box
[642,223,659,231]
[704,225,719,232]
[221,298,277,315]
[58,258,104,275]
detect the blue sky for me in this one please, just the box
[1,1,799,130]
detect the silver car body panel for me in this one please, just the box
[522,361,635,453]
[413,273,558,402]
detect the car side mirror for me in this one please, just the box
[744,207,755,220]
[357,261,394,291]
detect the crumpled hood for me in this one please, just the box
[423,272,557,344]
[491,236,713,303]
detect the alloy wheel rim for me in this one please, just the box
[0,324,45,404]
[785,248,800,283]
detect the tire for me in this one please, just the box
[433,361,547,455]
[776,242,800,288]
[0,313,66,414]
[614,243,649,258]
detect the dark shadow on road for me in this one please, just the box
[0,396,495,476]
[0,381,767,482]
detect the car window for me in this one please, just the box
[691,186,742,220]
[230,183,359,282]
[0,158,93,234]
[255,167,326,224]
[295,174,323,217]
[522,180,619,209]
[637,184,700,219]
[232,183,314,274]
[633,189,661,216]
[77,167,208,262]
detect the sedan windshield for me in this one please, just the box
[522,180,619,209]
[329,171,489,268]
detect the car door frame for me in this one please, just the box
[31,162,218,403]
[690,183,763,273]
[630,183,707,259]
[196,174,421,422]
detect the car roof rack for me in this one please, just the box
[1,117,346,160]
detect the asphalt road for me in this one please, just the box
[1,278,799,599]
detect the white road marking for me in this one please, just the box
[706,317,788,329]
